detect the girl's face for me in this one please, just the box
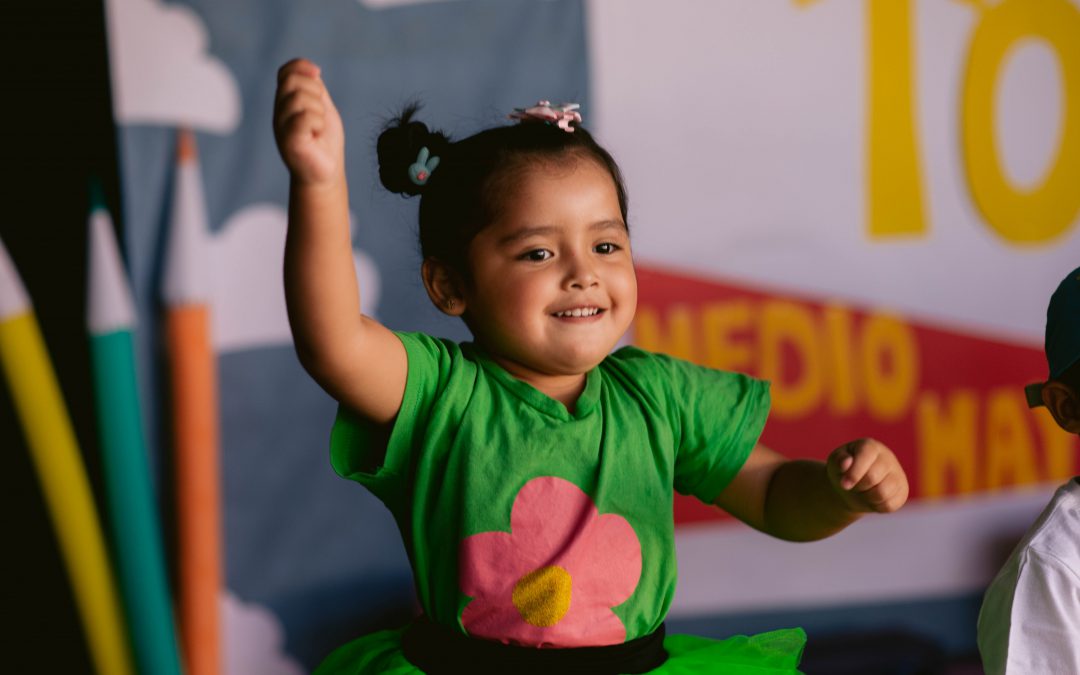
[460,157,637,380]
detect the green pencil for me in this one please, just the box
[87,189,183,675]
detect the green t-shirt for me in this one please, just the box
[330,331,769,649]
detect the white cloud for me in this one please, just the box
[210,204,381,354]
[105,0,240,132]
[223,590,305,675]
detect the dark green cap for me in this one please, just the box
[1026,265,1080,408]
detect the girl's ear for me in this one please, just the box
[1042,381,1080,434]
[421,257,466,316]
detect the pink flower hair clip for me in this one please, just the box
[508,100,582,132]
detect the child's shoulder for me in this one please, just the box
[392,331,478,384]
[602,344,691,386]
[605,344,694,373]
[395,330,465,359]
[604,344,764,391]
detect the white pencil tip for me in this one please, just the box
[0,238,30,320]
[161,129,212,304]
[87,209,136,334]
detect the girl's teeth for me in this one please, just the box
[557,308,598,317]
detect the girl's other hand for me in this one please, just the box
[273,58,345,186]
[827,438,909,514]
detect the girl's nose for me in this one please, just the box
[564,254,599,289]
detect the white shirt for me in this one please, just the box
[978,479,1080,674]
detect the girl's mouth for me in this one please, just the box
[552,307,604,318]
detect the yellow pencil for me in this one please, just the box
[0,237,134,675]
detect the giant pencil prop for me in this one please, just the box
[0,237,134,675]
[87,193,184,675]
[164,129,222,675]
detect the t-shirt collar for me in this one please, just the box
[465,343,601,420]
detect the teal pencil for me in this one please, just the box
[86,189,183,675]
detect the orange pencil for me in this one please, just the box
[162,128,221,675]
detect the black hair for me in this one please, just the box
[376,103,629,280]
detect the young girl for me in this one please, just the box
[273,58,909,675]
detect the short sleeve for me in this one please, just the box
[651,352,770,504]
[986,549,1080,674]
[328,331,456,505]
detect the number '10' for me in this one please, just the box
[857,0,1080,244]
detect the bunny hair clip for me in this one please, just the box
[508,101,582,132]
[409,146,440,186]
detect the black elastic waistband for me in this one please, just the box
[401,618,668,675]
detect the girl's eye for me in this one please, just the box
[595,242,620,255]
[522,249,552,262]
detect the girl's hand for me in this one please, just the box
[827,438,909,514]
[273,58,345,186]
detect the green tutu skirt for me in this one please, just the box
[314,626,806,674]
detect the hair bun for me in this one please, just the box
[377,103,450,196]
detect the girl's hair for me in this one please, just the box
[376,104,629,279]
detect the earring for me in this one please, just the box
[445,299,456,311]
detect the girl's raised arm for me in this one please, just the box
[274,58,406,424]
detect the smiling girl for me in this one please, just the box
[273,58,910,675]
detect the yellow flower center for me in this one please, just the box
[511,565,572,627]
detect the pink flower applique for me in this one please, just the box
[459,476,642,648]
